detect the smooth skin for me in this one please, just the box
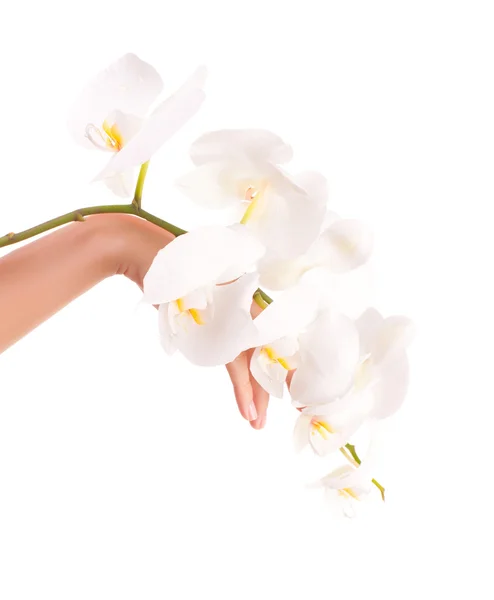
[0,214,269,429]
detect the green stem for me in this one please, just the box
[0,204,137,248]
[138,209,187,237]
[133,161,150,210]
[253,290,270,310]
[344,443,386,502]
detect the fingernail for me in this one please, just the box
[259,415,266,429]
[248,402,258,421]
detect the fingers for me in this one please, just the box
[226,352,258,422]
[250,374,269,430]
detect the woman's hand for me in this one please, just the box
[110,214,272,430]
[115,215,270,429]
[0,212,271,426]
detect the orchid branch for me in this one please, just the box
[0,163,272,306]
[133,160,150,210]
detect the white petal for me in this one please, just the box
[293,309,360,400]
[249,347,286,398]
[189,129,293,166]
[158,303,177,355]
[94,67,207,179]
[258,256,306,291]
[103,170,136,198]
[68,53,163,148]
[292,171,329,204]
[180,288,210,310]
[176,162,238,209]
[248,180,325,258]
[373,316,415,365]
[304,393,372,456]
[293,414,311,452]
[143,226,264,304]
[372,352,409,419]
[355,308,384,356]
[321,461,373,492]
[172,274,259,366]
[252,284,320,348]
[290,367,339,406]
[106,109,144,144]
[312,219,373,273]
[216,225,266,283]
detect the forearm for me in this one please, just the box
[0,214,174,353]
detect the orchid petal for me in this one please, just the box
[105,109,144,144]
[372,352,409,419]
[253,285,319,348]
[95,67,207,179]
[258,256,306,291]
[189,129,293,166]
[292,310,360,401]
[303,391,373,456]
[292,171,329,204]
[373,316,415,365]
[309,219,373,273]
[250,347,287,398]
[68,53,163,148]
[248,181,325,258]
[176,162,238,209]
[355,308,384,356]
[293,414,311,452]
[158,303,178,356]
[143,226,264,305]
[171,274,259,366]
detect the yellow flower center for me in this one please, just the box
[338,487,360,501]
[102,120,124,151]
[310,419,335,439]
[261,345,292,370]
[240,181,268,224]
[176,298,205,325]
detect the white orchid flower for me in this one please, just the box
[177,134,326,258]
[142,226,264,367]
[355,308,415,419]
[258,174,373,290]
[68,53,207,197]
[288,308,361,405]
[316,462,375,518]
[293,388,374,456]
[249,287,359,402]
[249,285,320,398]
[259,213,373,290]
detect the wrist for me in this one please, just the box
[86,213,175,288]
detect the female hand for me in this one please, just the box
[0,213,270,428]
[116,215,270,430]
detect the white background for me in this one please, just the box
[1,1,493,598]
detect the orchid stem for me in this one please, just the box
[0,204,137,247]
[133,161,150,210]
[253,290,270,310]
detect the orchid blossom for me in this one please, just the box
[293,388,374,456]
[315,462,375,518]
[142,226,264,366]
[355,308,415,419]
[68,53,207,197]
[249,287,360,402]
[177,131,326,258]
[259,208,374,290]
